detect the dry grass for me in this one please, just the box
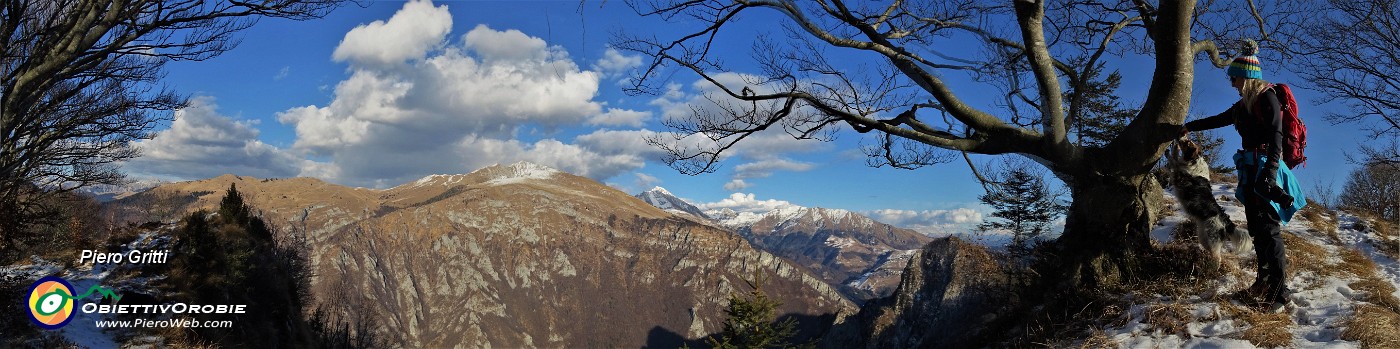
[1075,330,1119,349]
[1210,172,1238,184]
[1143,303,1193,337]
[1341,304,1400,349]
[1298,199,1339,241]
[1338,248,1379,280]
[1220,303,1293,348]
[1284,234,1332,278]
[1351,279,1400,313]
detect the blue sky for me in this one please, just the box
[122,0,1366,236]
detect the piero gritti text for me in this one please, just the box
[78,249,171,264]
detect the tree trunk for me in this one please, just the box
[1053,171,1162,291]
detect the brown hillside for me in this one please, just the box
[115,162,854,347]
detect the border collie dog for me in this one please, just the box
[1164,137,1251,264]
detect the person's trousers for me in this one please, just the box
[1241,161,1288,302]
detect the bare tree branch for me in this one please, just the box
[0,0,344,251]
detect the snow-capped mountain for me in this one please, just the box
[720,205,932,301]
[635,195,933,302]
[634,186,710,219]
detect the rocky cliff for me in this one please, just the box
[825,237,1013,348]
[115,162,854,347]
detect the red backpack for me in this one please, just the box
[1272,83,1307,169]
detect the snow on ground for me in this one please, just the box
[485,161,560,185]
[1105,181,1400,348]
[824,236,857,249]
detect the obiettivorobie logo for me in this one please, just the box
[25,275,248,330]
[26,276,121,329]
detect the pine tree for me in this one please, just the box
[704,274,803,349]
[1066,61,1136,148]
[978,167,1067,255]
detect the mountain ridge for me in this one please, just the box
[114,162,855,347]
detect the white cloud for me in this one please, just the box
[520,139,646,180]
[733,159,815,179]
[862,208,985,236]
[127,97,305,179]
[593,47,642,78]
[332,0,452,67]
[724,179,749,191]
[274,66,290,80]
[699,192,800,213]
[588,108,651,127]
[279,13,632,187]
[462,24,547,62]
[633,172,660,189]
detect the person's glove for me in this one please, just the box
[1258,158,1294,206]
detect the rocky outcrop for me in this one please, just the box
[826,237,1012,348]
[116,163,854,348]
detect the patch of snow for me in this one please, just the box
[413,174,466,187]
[1335,212,1400,303]
[824,236,857,249]
[1107,180,1400,348]
[648,186,673,197]
[486,162,560,186]
[1,256,63,279]
[846,250,917,289]
[717,211,766,229]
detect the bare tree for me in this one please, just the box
[0,0,344,255]
[1296,0,1400,164]
[616,0,1312,290]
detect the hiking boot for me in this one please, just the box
[1263,300,1291,314]
[1231,282,1269,304]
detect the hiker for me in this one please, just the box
[1181,46,1304,313]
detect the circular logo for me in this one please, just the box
[26,276,75,329]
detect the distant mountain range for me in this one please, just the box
[635,187,931,302]
[113,162,853,347]
[73,179,166,202]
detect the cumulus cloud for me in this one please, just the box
[127,97,304,179]
[862,208,985,236]
[593,47,642,78]
[462,24,547,62]
[724,179,749,191]
[332,0,452,67]
[278,4,642,187]
[699,192,800,213]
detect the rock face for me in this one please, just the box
[826,237,1012,348]
[716,206,932,302]
[115,163,854,348]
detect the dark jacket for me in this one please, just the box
[1185,87,1284,158]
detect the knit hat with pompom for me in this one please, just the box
[1227,42,1262,80]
